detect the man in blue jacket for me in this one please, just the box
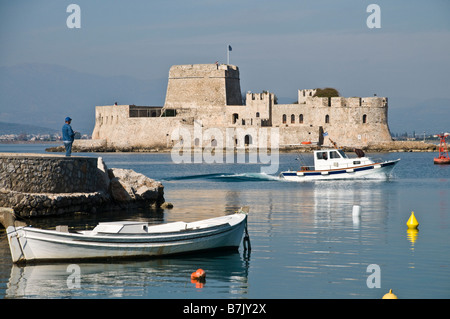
[62,117,75,156]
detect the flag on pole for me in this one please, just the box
[228,45,232,51]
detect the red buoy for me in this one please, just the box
[434,133,450,165]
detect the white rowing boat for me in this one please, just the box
[6,208,249,263]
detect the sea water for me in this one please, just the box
[0,144,449,299]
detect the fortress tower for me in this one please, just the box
[164,64,242,109]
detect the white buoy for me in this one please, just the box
[352,205,361,218]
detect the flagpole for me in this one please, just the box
[227,45,229,65]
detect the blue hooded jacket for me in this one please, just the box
[62,123,75,142]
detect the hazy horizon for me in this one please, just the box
[1,1,449,135]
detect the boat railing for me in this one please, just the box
[370,157,385,163]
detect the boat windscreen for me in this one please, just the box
[338,150,348,158]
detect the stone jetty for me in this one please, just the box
[0,153,166,228]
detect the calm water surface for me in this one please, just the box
[0,144,449,299]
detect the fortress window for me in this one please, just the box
[299,114,304,124]
[325,114,330,124]
[245,135,252,145]
[362,114,367,124]
[161,109,176,117]
[194,138,200,146]
[232,113,239,124]
[282,114,287,124]
[291,114,295,124]
[256,112,260,118]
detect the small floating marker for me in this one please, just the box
[191,268,206,280]
[382,289,398,299]
[191,269,206,288]
[406,211,419,229]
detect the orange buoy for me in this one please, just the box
[191,269,206,288]
[191,268,206,280]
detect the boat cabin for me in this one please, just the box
[313,149,373,171]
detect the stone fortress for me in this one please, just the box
[91,63,393,151]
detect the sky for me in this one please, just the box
[0,0,449,133]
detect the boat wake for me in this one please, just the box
[164,171,394,183]
[164,172,282,182]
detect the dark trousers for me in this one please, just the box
[64,142,73,156]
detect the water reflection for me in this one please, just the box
[6,250,249,299]
[164,179,395,232]
[406,228,419,249]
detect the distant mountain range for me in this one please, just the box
[0,63,448,136]
[0,63,167,135]
[0,121,58,135]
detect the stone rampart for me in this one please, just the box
[0,153,100,193]
[0,154,166,223]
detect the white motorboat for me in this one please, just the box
[6,208,249,263]
[279,148,400,181]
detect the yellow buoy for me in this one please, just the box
[406,211,419,229]
[382,289,398,299]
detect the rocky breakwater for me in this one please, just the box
[363,141,437,152]
[0,153,166,228]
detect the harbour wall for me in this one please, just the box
[0,153,166,225]
[0,153,101,193]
